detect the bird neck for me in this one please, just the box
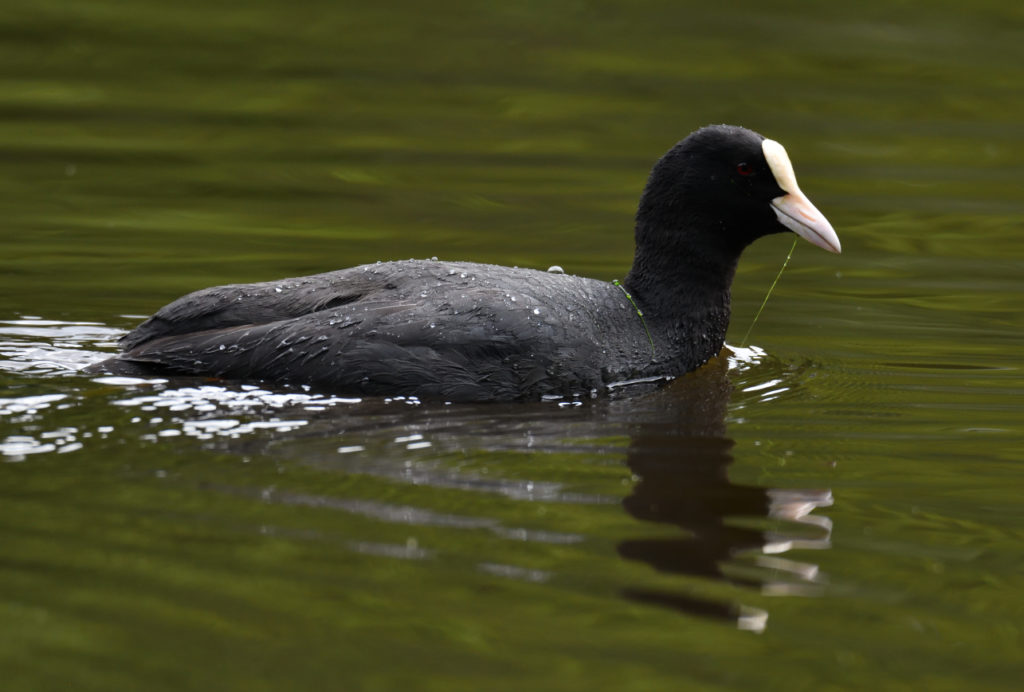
[622,217,741,362]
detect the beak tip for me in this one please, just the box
[816,232,842,255]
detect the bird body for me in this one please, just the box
[91,125,840,401]
[113,260,713,401]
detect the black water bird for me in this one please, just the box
[89,125,841,401]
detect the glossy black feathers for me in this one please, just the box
[93,125,810,401]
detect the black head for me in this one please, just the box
[635,124,840,262]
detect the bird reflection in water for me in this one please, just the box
[613,354,832,633]
[124,339,834,634]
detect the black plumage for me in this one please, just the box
[90,125,840,401]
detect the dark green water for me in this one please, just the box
[2,1,1023,690]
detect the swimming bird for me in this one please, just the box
[89,125,840,401]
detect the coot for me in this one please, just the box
[90,125,840,401]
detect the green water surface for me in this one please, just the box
[2,1,1023,690]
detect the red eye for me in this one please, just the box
[736,162,754,176]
